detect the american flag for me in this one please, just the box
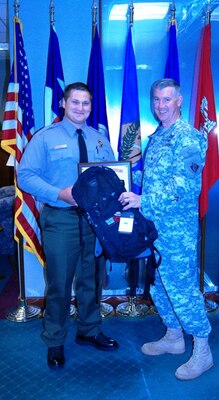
[1,17,44,266]
[44,24,65,125]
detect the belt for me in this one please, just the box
[44,204,78,211]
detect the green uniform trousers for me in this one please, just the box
[40,206,103,347]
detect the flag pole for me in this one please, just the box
[90,1,114,318]
[92,1,97,39]
[129,0,134,26]
[199,3,218,312]
[170,1,176,20]
[6,0,41,322]
[98,0,102,44]
[169,1,176,30]
[116,2,148,317]
[14,0,19,17]
[46,0,75,316]
[200,218,206,293]
[200,2,211,295]
[50,0,55,25]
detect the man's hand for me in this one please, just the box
[118,192,141,210]
[58,186,78,206]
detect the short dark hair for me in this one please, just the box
[63,82,92,101]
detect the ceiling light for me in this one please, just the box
[0,43,8,51]
[109,2,169,21]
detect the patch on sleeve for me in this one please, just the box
[181,145,202,175]
[190,162,200,173]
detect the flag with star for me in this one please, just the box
[45,24,65,125]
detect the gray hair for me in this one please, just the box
[151,78,181,97]
[150,78,182,119]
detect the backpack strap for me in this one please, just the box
[127,259,140,297]
[152,245,162,268]
[143,245,161,300]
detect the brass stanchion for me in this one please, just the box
[100,301,114,318]
[200,217,218,312]
[69,301,113,318]
[7,236,41,322]
[116,259,149,317]
[116,296,148,317]
[69,303,113,319]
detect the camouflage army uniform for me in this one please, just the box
[134,117,211,337]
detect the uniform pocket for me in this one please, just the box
[93,147,111,161]
[49,146,72,161]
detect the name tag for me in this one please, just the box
[53,144,67,150]
[118,212,134,234]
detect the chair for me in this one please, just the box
[0,186,16,264]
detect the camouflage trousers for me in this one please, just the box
[150,231,211,338]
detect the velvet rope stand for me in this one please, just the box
[6,235,41,322]
[200,217,218,312]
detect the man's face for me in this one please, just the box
[63,89,92,127]
[153,86,182,128]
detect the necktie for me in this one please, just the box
[76,129,88,163]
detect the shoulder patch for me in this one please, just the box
[190,162,200,173]
[181,145,203,175]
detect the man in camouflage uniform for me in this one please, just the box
[119,78,213,380]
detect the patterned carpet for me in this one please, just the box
[0,256,219,400]
[0,305,219,400]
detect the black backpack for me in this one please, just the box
[72,165,161,273]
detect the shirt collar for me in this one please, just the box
[61,117,88,138]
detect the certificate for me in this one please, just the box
[78,161,132,191]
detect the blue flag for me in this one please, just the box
[87,27,109,139]
[118,27,142,194]
[45,25,65,125]
[164,19,180,84]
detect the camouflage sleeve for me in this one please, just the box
[140,143,205,214]
[132,170,143,187]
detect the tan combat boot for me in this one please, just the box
[141,328,185,356]
[175,336,213,380]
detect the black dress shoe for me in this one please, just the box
[47,345,65,369]
[75,331,119,351]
